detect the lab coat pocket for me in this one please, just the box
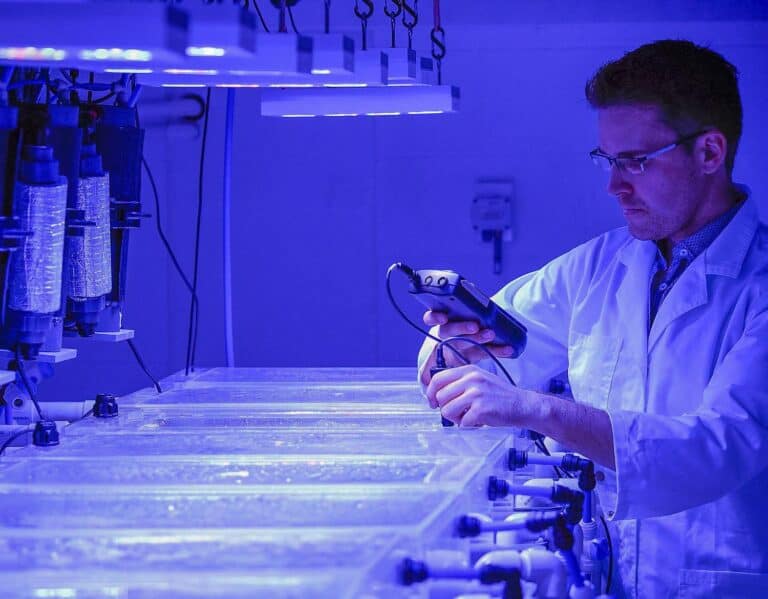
[567,332,621,407]
[678,568,768,598]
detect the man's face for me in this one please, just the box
[597,104,705,244]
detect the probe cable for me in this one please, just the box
[127,338,163,394]
[387,263,562,473]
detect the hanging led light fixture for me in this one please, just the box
[0,1,188,69]
[140,48,385,89]
[257,0,457,118]
[257,84,459,117]
[136,32,316,87]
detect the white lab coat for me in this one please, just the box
[419,195,768,598]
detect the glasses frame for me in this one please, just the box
[589,130,709,175]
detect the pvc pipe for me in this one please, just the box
[222,88,235,368]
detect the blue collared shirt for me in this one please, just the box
[649,200,744,327]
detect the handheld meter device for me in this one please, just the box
[407,268,528,357]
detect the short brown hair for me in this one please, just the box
[585,40,742,175]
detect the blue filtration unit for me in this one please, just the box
[3,144,67,356]
[65,143,112,336]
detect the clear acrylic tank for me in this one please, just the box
[0,368,517,598]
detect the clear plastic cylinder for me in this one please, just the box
[68,173,112,299]
[8,180,68,313]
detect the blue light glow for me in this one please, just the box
[79,48,153,62]
[164,69,219,76]
[186,46,227,57]
[105,68,153,74]
[323,83,369,88]
[0,46,66,61]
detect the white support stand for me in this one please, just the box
[64,329,135,343]
[0,348,78,364]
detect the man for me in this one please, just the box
[418,40,768,598]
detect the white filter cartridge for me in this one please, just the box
[9,179,68,313]
[68,173,112,299]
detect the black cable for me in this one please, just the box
[0,428,31,456]
[185,87,211,375]
[135,107,194,385]
[252,1,270,32]
[127,338,163,394]
[387,262,557,450]
[135,108,200,380]
[70,407,94,424]
[142,157,198,301]
[286,4,299,33]
[14,346,44,421]
[436,337,571,478]
[600,514,613,594]
[91,91,116,105]
[142,154,201,361]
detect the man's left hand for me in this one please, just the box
[425,365,535,427]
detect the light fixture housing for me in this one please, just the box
[308,33,354,76]
[139,48,385,89]
[136,32,315,86]
[383,48,417,83]
[183,5,257,60]
[257,84,459,118]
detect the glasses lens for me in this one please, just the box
[590,152,612,171]
[617,157,644,175]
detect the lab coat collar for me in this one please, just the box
[702,189,758,278]
[616,186,759,353]
[616,185,758,275]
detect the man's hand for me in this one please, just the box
[419,310,515,385]
[426,364,616,469]
[425,364,536,427]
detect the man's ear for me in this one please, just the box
[697,130,728,175]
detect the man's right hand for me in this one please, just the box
[419,310,516,385]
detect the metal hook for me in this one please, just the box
[354,0,374,50]
[384,0,403,19]
[430,26,445,84]
[402,0,418,49]
[430,26,446,60]
[402,0,418,29]
[354,0,375,20]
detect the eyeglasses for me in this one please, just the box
[589,130,708,175]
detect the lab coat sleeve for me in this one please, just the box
[603,304,768,520]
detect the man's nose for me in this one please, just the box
[606,163,632,196]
